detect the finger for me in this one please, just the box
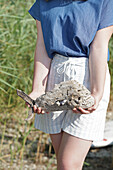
[88,105,97,112]
[33,105,37,113]
[88,101,99,112]
[41,110,45,114]
[78,107,91,114]
[37,107,42,114]
[73,108,81,114]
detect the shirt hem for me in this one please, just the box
[97,22,113,31]
[28,10,40,21]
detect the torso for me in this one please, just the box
[39,0,105,59]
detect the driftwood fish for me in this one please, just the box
[17,80,94,121]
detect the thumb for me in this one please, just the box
[88,98,99,112]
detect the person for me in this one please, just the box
[28,0,113,169]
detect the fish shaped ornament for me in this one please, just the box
[17,80,94,121]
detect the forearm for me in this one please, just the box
[88,26,113,102]
[32,42,51,93]
[89,44,108,100]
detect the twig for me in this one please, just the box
[0,154,10,163]
[36,132,42,163]
[0,120,6,154]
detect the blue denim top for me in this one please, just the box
[29,0,113,60]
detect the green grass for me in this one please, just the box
[0,0,113,168]
[0,0,40,166]
[0,0,36,109]
[108,37,113,96]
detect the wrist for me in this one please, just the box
[91,91,102,102]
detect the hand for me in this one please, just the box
[26,91,46,114]
[73,94,100,114]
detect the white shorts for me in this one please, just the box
[34,54,110,141]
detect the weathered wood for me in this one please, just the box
[17,80,94,113]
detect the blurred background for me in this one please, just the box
[0,0,113,169]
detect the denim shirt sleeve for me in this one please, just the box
[98,0,113,30]
[28,0,40,21]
